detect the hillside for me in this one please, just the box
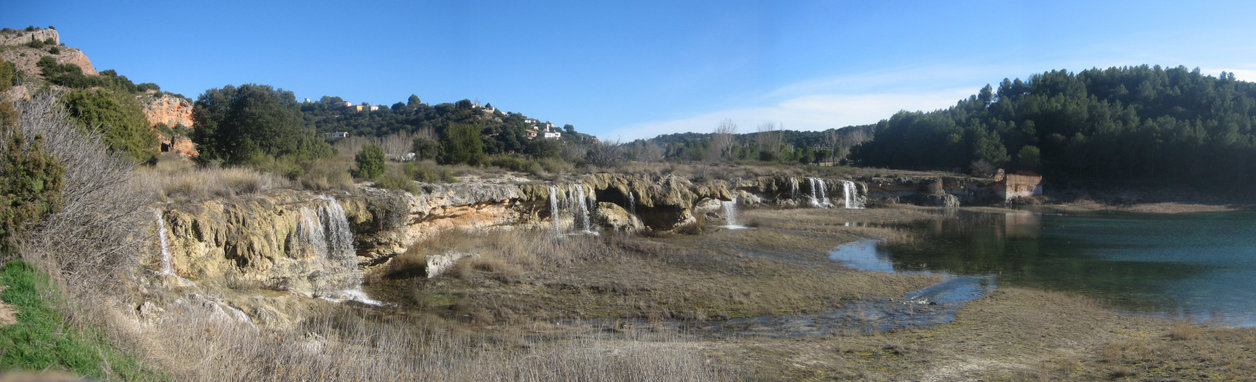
[852,65,1256,189]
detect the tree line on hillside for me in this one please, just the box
[299,96,595,161]
[191,84,605,177]
[620,121,875,164]
[851,65,1256,188]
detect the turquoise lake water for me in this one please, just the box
[829,210,1256,326]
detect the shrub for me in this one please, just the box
[47,46,58,54]
[353,144,385,180]
[412,137,440,160]
[296,158,355,191]
[0,57,15,92]
[63,88,159,164]
[440,124,485,166]
[0,100,63,257]
[376,167,418,193]
[403,160,457,183]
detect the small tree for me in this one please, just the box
[441,124,485,165]
[353,144,385,180]
[0,100,64,257]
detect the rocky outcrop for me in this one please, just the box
[863,175,999,206]
[0,28,59,47]
[140,94,197,156]
[153,172,1005,299]
[141,94,193,128]
[55,48,96,75]
[342,183,541,262]
[159,190,363,296]
[1,28,97,80]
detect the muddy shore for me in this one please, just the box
[365,205,1256,380]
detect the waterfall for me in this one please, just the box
[790,177,799,201]
[721,198,747,230]
[570,185,596,234]
[549,185,561,234]
[551,184,598,236]
[809,177,831,208]
[296,196,381,306]
[843,180,865,209]
[628,190,637,218]
[153,209,174,276]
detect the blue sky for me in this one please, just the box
[6,1,1256,140]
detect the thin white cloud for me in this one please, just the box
[1204,67,1256,82]
[604,88,975,141]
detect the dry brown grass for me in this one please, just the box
[117,300,726,381]
[136,154,291,201]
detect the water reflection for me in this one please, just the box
[840,210,1256,326]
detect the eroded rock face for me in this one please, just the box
[140,94,197,156]
[159,190,364,296]
[141,94,194,127]
[0,28,58,46]
[154,173,995,298]
[1,28,97,86]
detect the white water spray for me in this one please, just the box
[549,185,562,234]
[628,190,637,218]
[297,196,381,306]
[790,177,799,201]
[570,185,596,234]
[843,180,865,209]
[809,177,831,208]
[153,209,174,276]
[721,198,747,229]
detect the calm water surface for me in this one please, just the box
[830,210,1256,326]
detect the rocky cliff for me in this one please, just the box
[139,93,197,156]
[153,172,997,299]
[0,28,59,46]
[0,28,97,76]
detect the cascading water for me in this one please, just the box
[550,184,598,236]
[628,190,637,218]
[790,177,800,201]
[153,209,174,276]
[809,177,831,208]
[843,180,865,209]
[721,198,747,229]
[549,185,562,234]
[296,196,381,306]
[570,185,596,234]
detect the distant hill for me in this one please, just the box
[299,96,596,157]
[626,124,875,164]
[851,65,1256,189]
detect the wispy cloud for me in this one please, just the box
[602,88,975,141]
[600,63,1046,141]
[1204,67,1256,82]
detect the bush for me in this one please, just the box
[0,57,15,92]
[412,137,440,160]
[376,167,417,193]
[440,124,485,166]
[47,46,58,54]
[63,89,158,164]
[295,158,354,191]
[0,100,63,257]
[403,160,457,183]
[353,144,385,180]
